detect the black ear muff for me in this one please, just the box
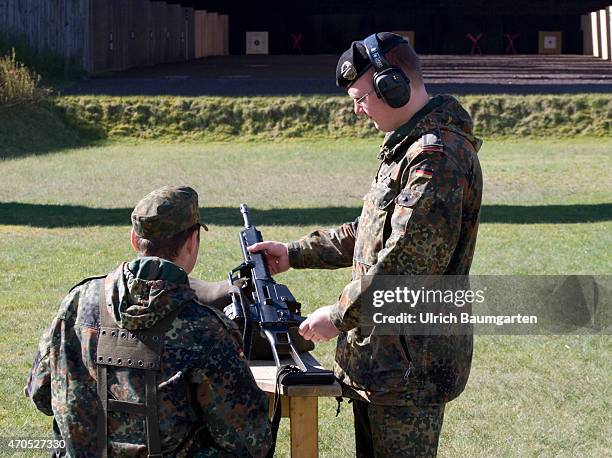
[363,33,411,109]
[373,68,411,108]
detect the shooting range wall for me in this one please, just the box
[0,0,227,74]
[193,10,229,58]
[582,7,612,60]
[181,7,195,61]
[128,0,148,68]
[213,0,612,54]
[0,0,91,70]
[2,0,610,73]
[167,4,182,62]
[114,0,129,70]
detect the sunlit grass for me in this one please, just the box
[0,138,610,456]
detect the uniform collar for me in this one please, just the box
[378,96,444,162]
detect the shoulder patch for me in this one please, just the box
[421,130,444,150]
[69,274,107,293]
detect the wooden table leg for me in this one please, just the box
[267,393,290,418]
[289,396,318,458]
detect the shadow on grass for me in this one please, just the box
[0,102,105,159]
[0,203,611,228]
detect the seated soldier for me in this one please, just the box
[26,185,272,457]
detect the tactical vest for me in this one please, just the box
[95,283,184,458]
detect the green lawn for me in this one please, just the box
[0,138,610,457]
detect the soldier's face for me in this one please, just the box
[348,71,395,132]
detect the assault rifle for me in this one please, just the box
[226,204,334,385]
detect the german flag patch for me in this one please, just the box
[414,166,434,179]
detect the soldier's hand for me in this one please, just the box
[298,306,340,342]
[248,241,290,275]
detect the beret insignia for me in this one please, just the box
[340,61,357,81]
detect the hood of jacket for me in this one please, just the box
[104,256,196,330]
[381,94,483,158]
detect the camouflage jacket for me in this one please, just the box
[288,95,483,405]
[26,257,272,457]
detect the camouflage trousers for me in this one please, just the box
[352,400,445,458]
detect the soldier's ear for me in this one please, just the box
[190,228,200,253]
[130,229,138,253]
[183,228,199,257]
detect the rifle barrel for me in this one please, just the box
[240,203,250,228]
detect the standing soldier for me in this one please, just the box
[26,186,272,457]
[250,32,483,456]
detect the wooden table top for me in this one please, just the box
[250,352,342,397]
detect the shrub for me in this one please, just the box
[0,35,85,87]
[0,49,47,106]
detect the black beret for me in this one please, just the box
[336,32,408,88]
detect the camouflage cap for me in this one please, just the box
[131,185,208,239]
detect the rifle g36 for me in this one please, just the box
[226,204,334,385]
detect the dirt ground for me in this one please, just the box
[63,54,612,96]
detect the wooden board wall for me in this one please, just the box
[194,10,206,58]
[1,1,227,73]
[90,0,111,72]
[113,0,129,70]
[0,0,91,71]
[220,14,229,55]
[194,9,229,58]
[166,4,181,62]
[181,7,194,61]
[127,0,148,68]
[150,1,165,66]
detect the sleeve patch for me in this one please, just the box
[395,189,422,207]
[414,166,434,179]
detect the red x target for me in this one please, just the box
[466,32,483,54]
[291,33,304,53]
[504,33,520,54]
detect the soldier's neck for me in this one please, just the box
[388,88,430,132]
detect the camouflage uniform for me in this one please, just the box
[288,95,483,455]
[26,186,272,457]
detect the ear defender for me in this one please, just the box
[363,34,411,108]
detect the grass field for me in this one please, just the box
[0,137,610,456]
